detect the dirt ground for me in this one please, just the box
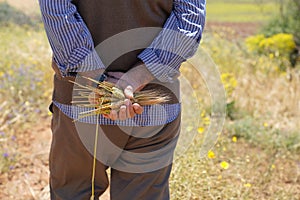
[0,118,52,199]
[206,21,260,38]
[0,117,110,200]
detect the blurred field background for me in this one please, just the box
[0,0,299,199]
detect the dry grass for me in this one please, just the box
[171,137,300,200]
[0,0,300,199]
[234,71,300,130]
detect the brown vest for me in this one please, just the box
[72,0,173,72]
[53,1,179,105]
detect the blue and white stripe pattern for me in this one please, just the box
[54,101,181,126]
[138,0,206,82]
[39,0,106,77]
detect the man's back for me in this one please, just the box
[72,0,173,71]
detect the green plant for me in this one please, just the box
[0,2,34,26]
[221,73,238,120]
[226,116,300,152]
[260,0,300,67]
[246,34,296,55]
[0,25,52,173]
[261,0,300,45]
[246,33,296,70]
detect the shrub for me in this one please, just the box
[260,0,300,67]
[226,116,300,152]
[261,0,300,45]
[245,33,296,70]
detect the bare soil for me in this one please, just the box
[0,118,110,200]
[206,21,261,38]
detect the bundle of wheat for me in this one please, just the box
[70,77,170,118]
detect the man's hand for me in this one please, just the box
[103,85,143,120]
[103,61,154,121]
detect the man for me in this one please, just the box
[39,0,206,199]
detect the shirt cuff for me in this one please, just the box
[138,48,184,82]
[57,49,106,77]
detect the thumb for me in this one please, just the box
[124,85,134,99]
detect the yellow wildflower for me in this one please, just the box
[197,127,205,134]
[244,183,252,188]
[207,150,215,159]
[263,122,269,127]
[201,110,206,118]
[220,161,229,170]
[271,164,276,169]
[232,136,237,143]
[203,117,210,125]
[221,73,237,97]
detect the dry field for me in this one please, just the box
[0,0,299,199]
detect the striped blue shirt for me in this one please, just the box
[53,101,181,126]
[39,0,206,126]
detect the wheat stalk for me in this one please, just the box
[69,77,170,118]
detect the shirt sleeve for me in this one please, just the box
[138,0,206,82]
[39,0,105,77]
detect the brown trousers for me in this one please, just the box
[49,76,180,200]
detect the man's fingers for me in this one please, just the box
[124,85,134,99]
[103,103,141,121]
[125,99,135,118]
[133,103,143,114]
[103,110,118,120]
[110,110,118,121]
[119,105,127,120]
